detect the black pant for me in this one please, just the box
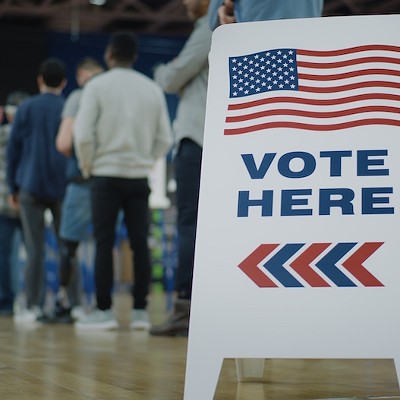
[90,176,151,310]
[174,139,202,299]
[19,190,62,308]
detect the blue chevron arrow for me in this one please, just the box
[263,243,305,287]
[315,243,357,287]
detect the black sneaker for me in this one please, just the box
[41,305,74,324]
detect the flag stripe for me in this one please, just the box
[225,45,400,133]
[226,106,400,123]
[300,80,400,93]
[297,44,400,57]
[224,118,400,135]
[298,56,400,69]
[298,68,400,81]
[228,93,400,110]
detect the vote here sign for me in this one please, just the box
[184,15,400,399]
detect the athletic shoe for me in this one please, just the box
[130,309,151,330]
[150,299,190,337]
[13,306,43,323]
[75,309,118,330]
[41,303,74,324]
[71,306,86,321]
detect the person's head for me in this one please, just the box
[38,58,67,87]
[104,31,138,69]
[4,90,30,123]
[183,0,209,20]
[76,57,104,87]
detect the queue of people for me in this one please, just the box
[0,0,325,331]
[1,32,174,330]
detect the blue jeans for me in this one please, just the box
[0,214,21,311]
[173,139,202,299]
[90,176,151,310]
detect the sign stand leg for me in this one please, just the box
[393,356,400,388]
[184,354,223,400]
[235,358,265,381]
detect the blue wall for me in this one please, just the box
[46,31,187,121]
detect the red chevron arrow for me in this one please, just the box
[290,243,332,287]
[238,244,279,287]
[342,242,384,287]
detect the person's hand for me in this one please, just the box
[218,0,236,24]
[8,193,19,210]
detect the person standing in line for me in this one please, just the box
[42,58,104,324]
[208,0,324,28]
[149,0,212,337]
[74,31,173,331]
[0,91,29,316]
[7,58,68,323]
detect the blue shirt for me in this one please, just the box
[7,92,67,202]
[208,0,324,29]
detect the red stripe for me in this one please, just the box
[238,244,279,288]
[226,106,400,123]
[298,68,400,81]
[290,243,331,287]
[224,118,400,135]
[298,56,400,69]
[228,93,400,111]
[297,45,400,57]
[299,81,400,93]
[342,242,384,287]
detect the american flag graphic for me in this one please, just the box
[225,45,400,135]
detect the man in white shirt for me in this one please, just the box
[74,31,173,330]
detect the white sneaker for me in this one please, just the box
[14,306,42,323]
[75,309,118,330]
[71,306,86,321]
[130,309,151,330]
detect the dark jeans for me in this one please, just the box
[90,176,151,310]
[0,214,20,310]
[174,139,202,299]
[19,190,62,308]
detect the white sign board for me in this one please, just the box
[184,15,400,399]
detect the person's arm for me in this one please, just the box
[153,19,212,94]
[6,108,24,197]
[208,0,235,29]
[152,90,173,161]
[218,0,236,25]
[74,84,98,178]
[56,116,74,157]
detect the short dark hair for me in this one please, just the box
[107,31,138,64]
[39,58,67,88]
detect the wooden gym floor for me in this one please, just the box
[0,290,399,400]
